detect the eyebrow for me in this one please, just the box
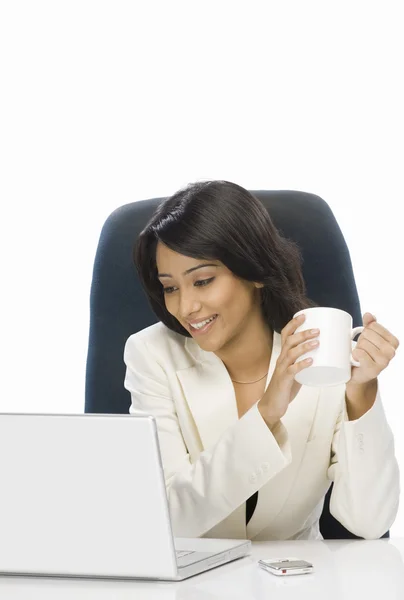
[157,263,219,279]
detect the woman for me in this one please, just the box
[124,180,400,541]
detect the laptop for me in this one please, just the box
[0,413,250,580]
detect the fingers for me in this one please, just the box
[358,327,397,361]
[279,314,320,374]
[362,320,400,350]
[281,315,319,349]
[281,313,306,345]
[286,338,319,365]
[286,355,313,377]
[352,342,390,371]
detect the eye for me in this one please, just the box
[194,277,215,287]
[162,277,215,295]
[163,286,177,294]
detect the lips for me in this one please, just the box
[188,314,218,334]
[188,314,217,328]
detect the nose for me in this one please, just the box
[178,288,202,321]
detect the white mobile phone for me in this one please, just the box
[258,557,313,576]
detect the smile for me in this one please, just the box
[189,315,218,335]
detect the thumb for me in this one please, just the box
[363,312,377,327]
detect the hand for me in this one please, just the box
[258,313,319,428]
[349,313,400,385]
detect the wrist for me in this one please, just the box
[258,400,282,430]
[345,378,378,420]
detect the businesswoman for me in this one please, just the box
[124,180,400,541]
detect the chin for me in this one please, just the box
[199,335,229,354]
[191,335,217,351]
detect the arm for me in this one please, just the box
[328,383,400,539]
[124,335,291,538]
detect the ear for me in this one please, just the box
[253,282,264,289]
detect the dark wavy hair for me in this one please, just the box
[134,180,315,336]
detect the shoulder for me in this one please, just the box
[126,321,181,347]
[125,322,184,356]
[124,322,204,370]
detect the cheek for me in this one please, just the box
[207,285,235,311]
[231,293,255,318]
[213,283,254,316]
[163,295,177,315]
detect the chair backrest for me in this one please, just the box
[85,190,386,539]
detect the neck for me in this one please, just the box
[215,310,273,383]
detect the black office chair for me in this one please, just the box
[85,190,388,540]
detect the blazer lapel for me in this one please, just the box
[176,331,282,453]
[176,331,321,540]
[176,339,238,451]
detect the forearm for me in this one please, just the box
[166,404,291,538]
[345,378,378,421]
[329,388,400,539]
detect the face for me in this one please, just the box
[156,242,264,353]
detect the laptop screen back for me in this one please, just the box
[0,413,177,578]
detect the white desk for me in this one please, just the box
[1,538,404,599]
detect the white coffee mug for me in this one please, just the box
[293,307,364,387]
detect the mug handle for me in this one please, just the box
[350,326,364,367]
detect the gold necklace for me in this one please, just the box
[231,371,268,385]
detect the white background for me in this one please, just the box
[1,1,402,533]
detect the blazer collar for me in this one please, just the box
[176,332,282,450]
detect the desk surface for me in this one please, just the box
[2,538,404,599]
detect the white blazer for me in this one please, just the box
[124,322,400,541]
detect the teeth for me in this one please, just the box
[191,315,216,330]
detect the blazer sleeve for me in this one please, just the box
[327,383,400,539]
[124,334,292,538]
